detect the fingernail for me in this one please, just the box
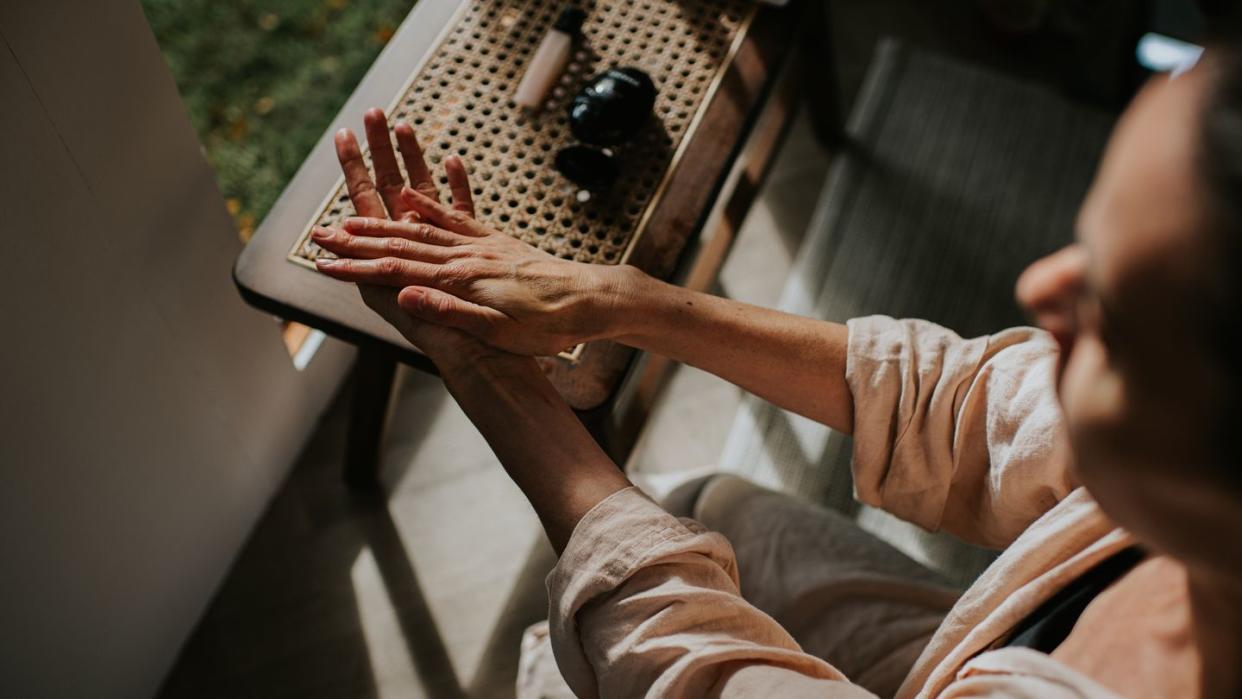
[311,227,330,241]
[403,288,425,310]
[316,258,339,268]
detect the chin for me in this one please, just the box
[1082,458,1242,575]
[1068,441,1150,535]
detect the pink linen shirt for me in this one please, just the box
[544,316,1138,698]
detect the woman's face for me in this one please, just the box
[1016,61,1242,575]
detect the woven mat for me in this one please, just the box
[290,0,753,269]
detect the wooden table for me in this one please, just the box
[235,0,826,488]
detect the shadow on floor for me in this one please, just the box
[159,382,553,699]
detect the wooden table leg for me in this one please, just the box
[344,348,397,489]
[575,404,618,463]
[604,41,804,470]
[800,0,844,148]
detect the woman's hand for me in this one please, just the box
[312,175,640,357]
[323,112,631,551]
[323,108,528,373]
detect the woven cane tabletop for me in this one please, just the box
[289,0,754,268]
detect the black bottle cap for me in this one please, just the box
[568,67,658,147]
[554,7,587,36]
[555,145,619,190]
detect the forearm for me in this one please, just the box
[437,351,631,554]
[605,267,854,433]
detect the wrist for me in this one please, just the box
[588,264,655,341]
[431,335,541,384]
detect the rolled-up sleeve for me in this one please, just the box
[846,316,1077,549]
[546,487,875,699]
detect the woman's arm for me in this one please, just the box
[610,269,854,433]
[435,348,631,553]
[323,118,856,697]
[315,189,855,432]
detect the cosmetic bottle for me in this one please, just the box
[514,7,586,109]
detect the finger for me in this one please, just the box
[397,286,507,340]
[314,255,439,288]
[400,186,488,237]
[342,217,471,246]
[363,108,407,218]
[445,155,476,218]
[394,122,438,200]
[334,128,386,219]
[358,284,425,342]
[358,284,404,325]
[310,226,456,263]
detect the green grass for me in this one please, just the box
[141,0,415,240]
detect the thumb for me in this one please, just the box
[397,286,505,341]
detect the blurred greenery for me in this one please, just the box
[141,0,415,241]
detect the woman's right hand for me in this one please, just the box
[313,183,643,356]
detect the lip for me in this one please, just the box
[1051,328,1074,359]
[1050,328,1074,389]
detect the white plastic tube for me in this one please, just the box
[514,8,585,109]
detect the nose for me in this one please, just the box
[1016,244,1088,349]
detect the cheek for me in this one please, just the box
[1058,338,1181,536]
[1058,337,1126,478]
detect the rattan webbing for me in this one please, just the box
[290,0,752,268]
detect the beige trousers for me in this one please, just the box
[518,475,963,699]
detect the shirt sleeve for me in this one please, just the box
[846,316,1077,549]
[545,486,877,699]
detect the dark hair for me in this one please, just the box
[1198,33,1242,473]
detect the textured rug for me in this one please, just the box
[718,39,1116,587]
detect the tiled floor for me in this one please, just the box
[159,104,830,699]
[625,109,830,477]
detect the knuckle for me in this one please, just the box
[431,293,455,316]
[339,231,362,249]
[376,258,403,277]
[434,263,462,284]
[384,237,409,256]
[475,317,501,341]
[436,262,475,286]
[447,244,478,260]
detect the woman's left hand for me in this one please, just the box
[313,181,633,357]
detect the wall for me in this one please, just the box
[0,2,354,696]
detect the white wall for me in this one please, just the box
[0,2,354,696]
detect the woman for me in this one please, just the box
[310,34,1241,698]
